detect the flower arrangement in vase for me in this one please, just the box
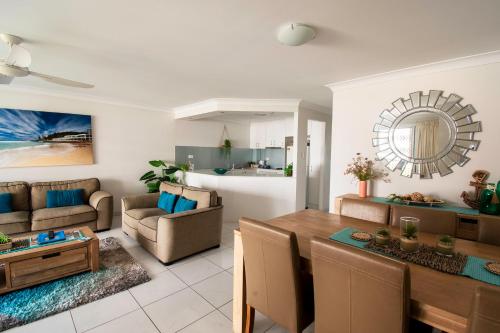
[374,227,391,247]
[436,235,455,256]
[0,232,12,251]
[344,153,389,198]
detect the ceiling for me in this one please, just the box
[1,0,500,111]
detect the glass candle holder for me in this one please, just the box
[399,216,420,252]
[374,227,391,246]
[436,235,455,256]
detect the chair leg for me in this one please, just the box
[244,305,255,333]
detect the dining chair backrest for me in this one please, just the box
[239,218,303,333]
[340,198,390,224]
[466,285,500,333]
[478,215,500,246]
[311,237,410,333]
[390,205,456,235]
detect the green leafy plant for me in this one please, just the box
[284,163,293,177]
[402,223,418,239]
[376,228,390,237]
[140,160,180,193]
[220,139,232,159]
[439,235,454,245]
[0,232,11,244]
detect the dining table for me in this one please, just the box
[232,209,500,333]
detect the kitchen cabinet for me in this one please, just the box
[250,121,266,149]
[250,118,293,149]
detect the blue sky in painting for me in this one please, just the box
[0,108,91,141]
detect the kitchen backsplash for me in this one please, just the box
[175,146,285,169]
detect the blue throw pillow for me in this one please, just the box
[174,196,197,213]
[46,189,85,208]
[0,193,12,214]
[158,192,179,214]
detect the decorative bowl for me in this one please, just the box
[213,168,228,175]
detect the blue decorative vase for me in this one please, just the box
[479,182,500,215]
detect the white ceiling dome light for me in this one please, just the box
[277,23,316,46]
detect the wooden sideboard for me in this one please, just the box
[334,194,500,241]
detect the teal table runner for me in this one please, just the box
[370,196,480,216]
[330,227,500,286]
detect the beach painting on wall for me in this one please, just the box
[0,108,93,168]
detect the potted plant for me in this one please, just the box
[284,163,293,177]
[375,227,391,246]
[436,235,455,256]
[139,160,181,193]
[0,232,12,251]
[400,217,420,252]
[344,153,389,198]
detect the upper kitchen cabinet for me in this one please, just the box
[265,120,286,148]
[250,121,266,149]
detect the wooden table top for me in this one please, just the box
[261,209,500,330]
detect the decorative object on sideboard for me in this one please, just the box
[0,231,12,251]
[344,153,389,198]
[479,181,500,215]
[213,168,229,175]
[139,160,180,192]
[461,170,489,209]
[387,192,445,207]
[373,90,481,178]
[399,217,420,252]
[0,108,93,168]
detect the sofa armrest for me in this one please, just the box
[155,205,223,263]
[89,191,114,231]
[121,193,160,211]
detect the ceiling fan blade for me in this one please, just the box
[6,45,31,67]
[29,71,94,88]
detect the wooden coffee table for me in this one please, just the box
[0,226,99,295]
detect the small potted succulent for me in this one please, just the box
[436,235,455,256]
[0,232,12,251]
[375,228,391,246]
[399,217,420,252]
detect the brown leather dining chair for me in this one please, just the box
[466,285,500,333]
[478,215,500,246]
[340,197,390,224]
[311,237,411,333]
[390,205,456,235]
[239,218,314,333]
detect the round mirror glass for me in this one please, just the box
[393,111,451,160]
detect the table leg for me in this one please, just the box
[233,230,246,333]
[89,237,100,272]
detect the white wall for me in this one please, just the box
[329,62,500,207]
[0,88,175,212]
[174,119,250,148]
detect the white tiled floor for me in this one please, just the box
[5,217,296,333]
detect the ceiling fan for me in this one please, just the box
[0,33,94,88]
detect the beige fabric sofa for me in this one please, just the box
[0,182,31,234]
[0,178,113,235]
[122,182,223,264]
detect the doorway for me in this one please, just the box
[305,120,327,210]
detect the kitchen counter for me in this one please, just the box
[187,168,288,177]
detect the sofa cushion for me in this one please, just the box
[158,192,179,214]
[159,182,183,196]
[138,216,159,242]
[31,178,100,210]
[174,196,197,213]
[182,186,218,209]
[0,193,12,213]
[0,211,30,225]
[125,208,166,221]
[31,205,97,230]
[0,182,30,211]
[46,189,85,208]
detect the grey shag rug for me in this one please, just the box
[0,237,150,332]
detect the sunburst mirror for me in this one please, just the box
[373,90,481,178]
